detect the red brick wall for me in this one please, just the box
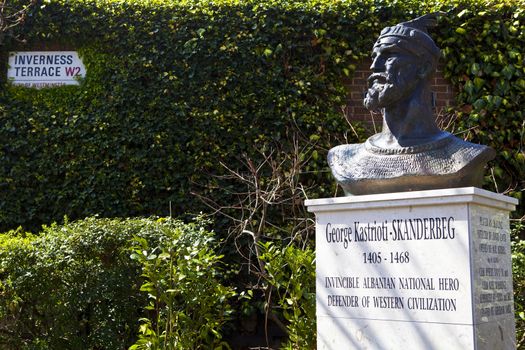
[343,60,456,125]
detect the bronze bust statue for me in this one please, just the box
[328,14,495,195]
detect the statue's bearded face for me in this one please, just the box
[364,39,421,110]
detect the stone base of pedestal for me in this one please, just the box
[316,315,516,349]
[306,187,518,350]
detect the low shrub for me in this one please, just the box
[259,241,316,350]
[0,216,234,350]
[129,220,235,350]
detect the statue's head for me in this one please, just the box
[364,14,441,111]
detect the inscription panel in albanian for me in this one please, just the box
[471,206,514,323]
[316,204,472,324]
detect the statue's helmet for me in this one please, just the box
[375,13,442,69]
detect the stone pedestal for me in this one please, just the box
[305,187,518,350]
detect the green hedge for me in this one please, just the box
[0,217,234,349]
[0,0,523,233]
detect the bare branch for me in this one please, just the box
[0,0,37,45]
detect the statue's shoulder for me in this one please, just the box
[327,143,370,186]
[327,143,363,167]
[328,143,361,156]
[448,137,496,162]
